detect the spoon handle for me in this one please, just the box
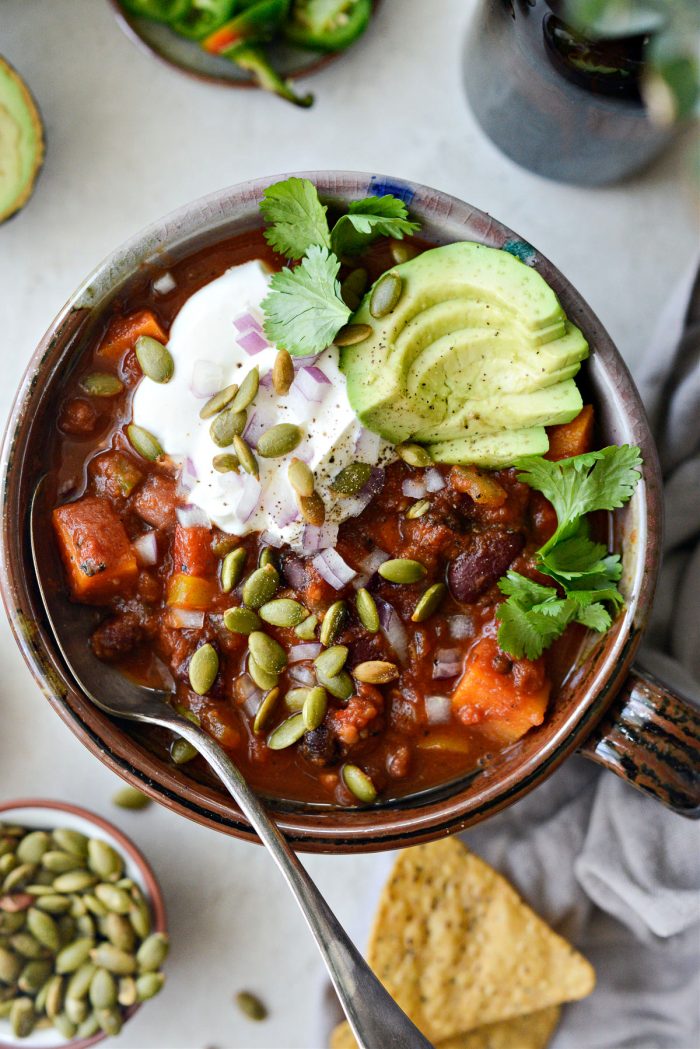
[166,716,433,1049]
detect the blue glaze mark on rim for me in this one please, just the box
[367,176,415,204]
[503,238,538,265]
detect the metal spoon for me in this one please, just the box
[30,479,433,1049]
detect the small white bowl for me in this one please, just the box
[0,799,167,1049]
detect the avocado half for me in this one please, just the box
[0,56,45,224]
[339,242,589,467]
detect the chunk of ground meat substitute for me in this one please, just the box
[91,612,145,661]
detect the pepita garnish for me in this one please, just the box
[330,462,372,496]
[352,660,400,684]
[230,367,259,413]
[334,323,372,347]
[314,645,348,679]
[135,336,174,384]
[389,238,420,265]
[342,764,377,804]
[297,490,325,526]
[248,655,279,692]
[406,498,430,519]
[288,458,314,498]
[199,383,238,420]
[258,598,307,628]
[212,453,239,473]
[79,373,124,398]
[188,643,219,695]
[112,787,151,811]
[266,713,306,751]
[135,933,169,973]
[319,601,347,647]
[284,687,309,712]
[221,546,247,593]
[233,434,259,477]
[340,267,368,311]
[252,687,280,734]
[170,738,197,764]
[272,349,294,395]
[126,424,163,462]
[294,614,318,640]
[248,631,287,675]
[17,832,50,865]
[258,546,277,568]
[315,668,353,701]
[89,967,117,1009]
[370,271,403,318]
[235,989,267,1022]
[135,972,165,1001]
[223,605,261,635]
[396,442,432,467]
[355,588,380,633]
[378,558,427,584]
[242,564,279,608]
[411,582,447,623]
[302,687,327,731]
[256,423,302,459]
[210,407,247,448]
[87,840,123,882]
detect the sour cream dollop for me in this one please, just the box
[131,260,394,549]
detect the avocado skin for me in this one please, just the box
[0,56,45,224]
[339,242,589,465]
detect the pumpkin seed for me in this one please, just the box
[297,490,325,525]
[233,434,259,477]
[56,938,94,975]
[75,914,95,939]
[320,601,347,647]
[316,668,353,701]
[112,786,151,811]
[389,238,420,265]
[253,688,279,734]
[249,632,287,675]
[0,1001,12,1020]
[342,764,377,804]
[406,498,430,519]
[44,975,64,1016]
[102,913,135,953]
[128,895,151,941]
[302,687,327,731]
[18,959,52,994]
[9,932,46,959]
[210,407,247,447]
[42,850,82,873]
[221,546,247,593]
[224,605,261,635]
[200,383,238,420]
[0,946,22,983]
[314,645,348,678]
[258,546,276,568]
[257,423,302,458]
[34,978,50,1013]
[330,462,372,496]
[272,349,294,395]
[352,660,400,684]
[127,424,163,461]
[53,1011,77,1038]
[235,989,267,1021]
[340,267,368,311]
[27,908,59,951]
[288,458,314,498]
[77,1012,101,1038]
[355,588,380,632]
[135,336,174,384]
[411,582,447,622]
[16,832,50,865]
[96,1006,123,1036]
[51,830,88,859]
[266,713,306,751]
[242,564,279,608]
[89,943,135,976]
[248,656,279,692]
[65,996,88,1023]
[53,871,97,894]
[334,323,372,347]
[0,912,25,934]
[170,738,197,764]
[378,558,427,584]
[94,884,132,916]
[83,894,107,918]
[36,895,72,915]
[213,453,239,473]
[284,687,309,713]
[0,854,16,877]
[10,997,35,1038]
[135,932,169,973]
[135,971,165,1001]
[89,967,117,1009]
[259,598,307,628]
[66,960,96,1000]
[230,367,259,413]
[370,271,403,318]
[396,442,432,467]
[87,840,123,882]
[117,975,137,1007]
[79,372,124,398]
[294,614,318,640]
[4,862,36,891]
[189,643,219,695]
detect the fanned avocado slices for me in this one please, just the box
[0,56,45,224]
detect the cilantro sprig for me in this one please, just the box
[259,177,420,355]
[496,445,642,660]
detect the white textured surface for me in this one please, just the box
[0,2,697,1048]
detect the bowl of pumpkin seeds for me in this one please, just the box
[0,800,168,1046]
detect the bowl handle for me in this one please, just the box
[579,665,700,817]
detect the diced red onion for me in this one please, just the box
[358,547,390,575]
[168,608,205,630]
[176,504,210,529]
[304,365,331,385]
[190,360,224,399]
[236,675,263,717]
[360,466,385,499]
[288,643,322,663]
[288,663,316,687]
[302,523,339,553]
[237,330,268,355]
[433,649,463,679]
[259,370,273,388]
[233,311,263,335]
[293,369,325,403]
[236,473,262,522]
[376,597,409,664]
[425,695,453,725]
[292,353,320,370]
[355,427,382,460]
[285,384,317,423]
[243,410,267,448]
[313,548,356,589]
[152,272,176,295]
[425,468,445,493]
[133,531,158,566]
[448,614,474,640]
[402,477,427,499]
[176,458,198,500]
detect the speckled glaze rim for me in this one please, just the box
[0,172,662,852]
[0,798,167,1049]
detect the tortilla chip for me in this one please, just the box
[367,837,594,1041]
[330,1006,561,1049]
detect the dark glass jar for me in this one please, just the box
[463,0,677,185]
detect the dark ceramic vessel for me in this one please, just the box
[1,173,698,853]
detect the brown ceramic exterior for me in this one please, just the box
[0,798,167,1049]
[0,172,677,853]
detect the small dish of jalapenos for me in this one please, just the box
[110,0,376,106]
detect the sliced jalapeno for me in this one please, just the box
[283,0,372,52]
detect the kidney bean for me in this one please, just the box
[91,611,145,661]
[299,725,340,767]
[447,531,525,604]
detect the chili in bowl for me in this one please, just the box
[1,173,697,851]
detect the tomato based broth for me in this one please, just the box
[47,228,589,807]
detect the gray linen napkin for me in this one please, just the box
[316,261,700,1049]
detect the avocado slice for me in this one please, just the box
[0,57,44,224]
[429,428,550,468]
[339,241,589,463]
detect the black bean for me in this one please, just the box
[298,725,340,768]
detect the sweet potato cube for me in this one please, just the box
[166,572,215,611]
[172,525,215,578]
[97,310,167,362]
[546,404,594,461]
[52,496,138,602]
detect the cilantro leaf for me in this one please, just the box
[260,178,331,260]
[330,195,421,256]
[497,572,558,607]
[574,602,612,632]
[496,575,575,659]
[261,246,350,356]
[540,529,611,580]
